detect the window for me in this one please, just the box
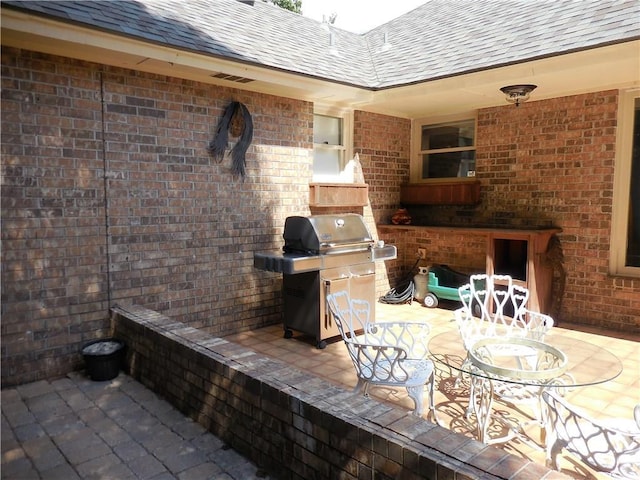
[411,115,476,182]
[312,108,352,182]
[610,89,640,276]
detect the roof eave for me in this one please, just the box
[2,5,639,119]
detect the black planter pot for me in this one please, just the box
[82,338,125,381]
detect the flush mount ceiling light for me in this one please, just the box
[500,84,537,106]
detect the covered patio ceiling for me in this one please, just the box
[3,6,639,118]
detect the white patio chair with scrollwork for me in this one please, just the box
[456,274,532,341]
[326,290,437,422]
[542,390,640,479]
[454,274,555,435]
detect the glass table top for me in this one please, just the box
[429,329,623,387]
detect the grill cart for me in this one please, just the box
[254,214,396,348]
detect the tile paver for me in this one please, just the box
[226,300,640,480]
[1,373,270,480]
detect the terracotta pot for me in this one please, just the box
[391,208,412,225]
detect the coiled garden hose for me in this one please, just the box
[378,257,421,305]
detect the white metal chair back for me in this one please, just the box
[326,290,368,340]
[455,274,545,350]
[326,290,437,420]
[542,390,640,479]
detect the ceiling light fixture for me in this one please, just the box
[500,84,537,107]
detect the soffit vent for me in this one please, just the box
[210,72,255,84]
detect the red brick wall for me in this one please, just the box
[98,65,313,332]
[390,92,640,332]
[477,92,639,331]
[477,91,640,331]
[354,110,411,225]
[353,110,412,290]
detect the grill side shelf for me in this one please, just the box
[253,251,322,274]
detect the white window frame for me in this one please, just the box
[312,105,353,183]
[410,112,477,183]
[610,88,640,277]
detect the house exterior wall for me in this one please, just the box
[353,111,412,289]
[479,94,640,330]
[1,48,638,386]
[402,92,640,332]
[1,49,319,386]
[2,50,110,386]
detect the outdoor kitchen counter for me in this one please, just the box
[377,224,562,235]
[376,224,563,314]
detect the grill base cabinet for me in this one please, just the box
[283,264,375,348]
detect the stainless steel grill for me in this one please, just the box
[254,214,396,348]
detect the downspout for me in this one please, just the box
[99,69,113,308]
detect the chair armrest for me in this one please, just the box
[521,309,554,341]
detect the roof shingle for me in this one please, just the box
[3,0,639,89]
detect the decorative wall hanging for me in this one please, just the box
[207,101,253,178]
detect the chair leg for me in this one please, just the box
[427,372,443,426]
[406,385,424,416]
[353,378,369,396]
[546,439,563,471]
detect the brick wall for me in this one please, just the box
[1,49,400,386]
[2,47,638,386]
[354,111,412,287]
[478,93,640,330]
[1,51,109,385]
[112,304,559,480]
[0,49,319,385]
[402,92,640,332]
[98,65,313,334]
[354,110,411,226]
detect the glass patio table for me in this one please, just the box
[428,329,623,445]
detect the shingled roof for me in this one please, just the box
[3,0,640,90]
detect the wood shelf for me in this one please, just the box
[400,181,481,205]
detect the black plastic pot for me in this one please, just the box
[82,338,125,381]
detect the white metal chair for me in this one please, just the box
[326,290,437,421]
[454,274,555,435]
[456,274,532,341]
[455,273,554,367]
[542,390,640,479]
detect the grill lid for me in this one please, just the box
[283,214,373,255]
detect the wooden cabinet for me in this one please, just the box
[378,225,561,314]
[400,181,480,205]
[485,228,561,314]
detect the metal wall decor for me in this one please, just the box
[208,101,253,178]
